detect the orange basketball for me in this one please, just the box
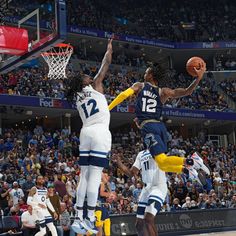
[186,57,205,77]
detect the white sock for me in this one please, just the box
[87,165,103,221]
[75,166,89,219]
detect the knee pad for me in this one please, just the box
[47,222,58,236]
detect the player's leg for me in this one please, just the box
[71,128,90,234]
[83,127,111,234]
[34,211,47,236]
[74,127,90,220]
[136,188,149,236]
[46,222,58,236]
[95,209,103,236]
[144,187,167,236]
[103,218,111,236]
[135,218,148,236]
[141,123,193,172]
[144,213,158,236]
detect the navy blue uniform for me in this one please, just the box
[135,83,167,156]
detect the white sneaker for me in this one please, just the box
[191,152,210,175]
[188,167,202,186]
[71,219,87,234]
[81,217,98,234]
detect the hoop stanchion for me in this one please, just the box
[41,43,73,80]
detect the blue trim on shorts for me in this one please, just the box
[79,156,90,166]
[137,206,145,216]
[91,150,108,156]
[138,201,148,205]
[90,156,109,168]
[79,155,109,168]
[45,217,53,224]
[80,151,90,154]
[149,195,164,204]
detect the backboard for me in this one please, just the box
[0,0,66,74]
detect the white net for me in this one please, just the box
[41,43,73,80]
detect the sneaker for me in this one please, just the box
[82,217,98,234]
[188,167,202,186]
[71,219,87,234]
[191,152,210,175]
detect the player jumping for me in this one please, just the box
[27,175,58,236]
[108,62,210,176]
[67,39,113,234]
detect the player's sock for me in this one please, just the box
[75,165,89,219]
[87,165,103,220]
[88,208,96,222]
[154,153,184,170]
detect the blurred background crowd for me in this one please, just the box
[0,125,236,220]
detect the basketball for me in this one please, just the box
[186,57,205,77]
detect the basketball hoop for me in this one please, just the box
[41,43,73,80]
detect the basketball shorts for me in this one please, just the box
[141,121,167,156]
[136,185,167,219]
[79,124,112,168]
[33,208,53,227]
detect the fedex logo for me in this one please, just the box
[116,105,135,113]
[39,98,63,108]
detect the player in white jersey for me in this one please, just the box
[27,176,58,236]
[67,39,113,234]
[114,149,167,236]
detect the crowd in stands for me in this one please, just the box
[4,0,236,42]
[220,79,236,101]
[215,55,236,71]
[67,0,236,42]
[0,62,232,112]
[0,125,236,219]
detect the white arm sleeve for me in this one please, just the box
[46,198,55,213]
[27,196,38,207]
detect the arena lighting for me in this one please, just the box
[65,113,71,118]
[120,223,125,226]
[26,110,33,115]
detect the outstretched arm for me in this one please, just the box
[93,39,113,94]
[113,153,139,178]
[161,62,206,103]
[108,82,143,111]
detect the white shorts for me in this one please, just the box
[33,208,53,226]
[79,124,111,168]
[136,185,167,219]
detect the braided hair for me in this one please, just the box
[65,74,84,103]
[148,62,168,87]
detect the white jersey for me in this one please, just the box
[76,85,110,127]
[31,187,48,210]
[133,150,166,187]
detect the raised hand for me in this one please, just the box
[107,38,113,52]
[194,61,206,80]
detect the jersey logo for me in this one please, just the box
[81,99,99,118]
[144,133,158,149]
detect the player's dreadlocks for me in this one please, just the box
[149,62,168,87]
[65,74,84,103]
